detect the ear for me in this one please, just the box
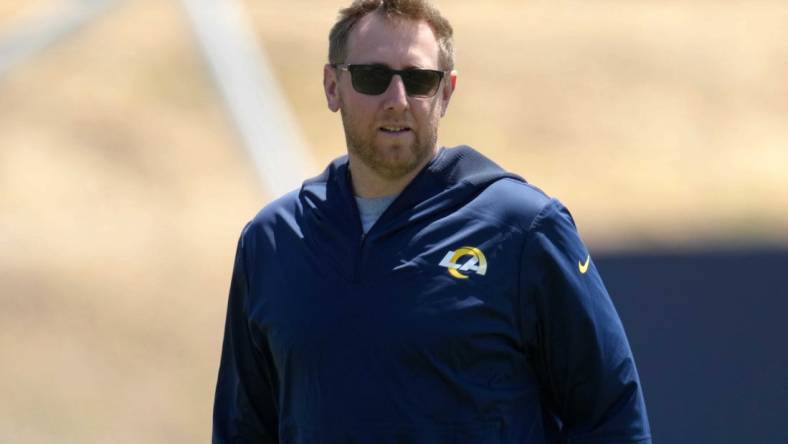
[439,69,457,117]
[324,64,341,112]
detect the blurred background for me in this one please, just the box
[1,0,786,442]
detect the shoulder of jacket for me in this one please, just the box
[240,188,301,245]
[473,177,559,232]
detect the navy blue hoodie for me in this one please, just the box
[213,146,651,443]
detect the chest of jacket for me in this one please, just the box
[245,208,537,420]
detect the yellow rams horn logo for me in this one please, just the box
[438,246,487,279]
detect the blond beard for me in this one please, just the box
[339,109,439,181]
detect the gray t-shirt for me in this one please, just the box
[354,194,398,234]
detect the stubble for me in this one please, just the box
[339,105,439,181]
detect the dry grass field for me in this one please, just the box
[1,0,787,442]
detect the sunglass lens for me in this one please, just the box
[350,66,392,95]
[403,70,442,97]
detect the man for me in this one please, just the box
[213,0,651,443]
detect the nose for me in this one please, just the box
[381,74,408,112]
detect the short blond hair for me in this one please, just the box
[328,0,455,70]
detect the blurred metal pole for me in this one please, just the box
[0,0,121,78]
[180,0,314,197]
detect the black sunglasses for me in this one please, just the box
[332,64,446,97]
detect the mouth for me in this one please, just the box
[378,125,412,135]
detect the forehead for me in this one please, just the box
[345,12,440,69]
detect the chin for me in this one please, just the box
[346,126,437,180]
[371,158,419,180]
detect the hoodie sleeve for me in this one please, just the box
[213,231,279,443]
[519,199,651,443]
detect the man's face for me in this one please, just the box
[324,12,456,182]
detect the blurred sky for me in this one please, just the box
[1,0,787,442]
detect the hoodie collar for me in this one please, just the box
[300,146,524,240]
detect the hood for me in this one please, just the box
[300,145,524,242]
